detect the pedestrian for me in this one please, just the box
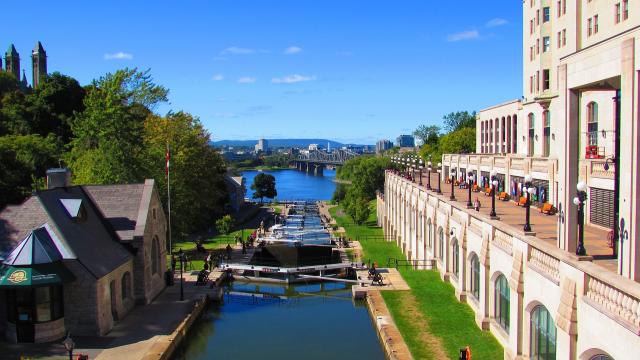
[474,197,481,212]
[226,244,232,260]
[241,241,247,254]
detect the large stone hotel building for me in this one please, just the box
[378,1,640,359]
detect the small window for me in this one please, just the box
[557,32,561,48]
[121,272,132,300]
[536,38,540,54]
[153,208,157,220]
[543,36,550,52]
[623,0,629,20]
[594,15,599,34]
[615,3,621,24]
[543,7,550,22]
[536,9,540,25]
[588,18,593,36]
[562,29,566,46]
[557,1,561,17]
[543,69,550,90]
[562,0,566,15]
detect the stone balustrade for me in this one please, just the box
[492,230,513,254]
[585,276,640,334]
[528,247,561,284]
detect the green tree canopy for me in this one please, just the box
[438,127,476,154]
[413,125,440,147]
[251,173,277,203]
[215,214,233,235]
[443,111,476,132]
[66,68,168,184]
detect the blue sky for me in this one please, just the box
[5,1,522,144]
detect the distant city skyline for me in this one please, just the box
[4,1,522,144]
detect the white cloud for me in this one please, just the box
[221,46,256,55]
[104,52,133,60]
[284,46,302,55]
[271,74,316,84]
[486,18,508,28]
[446,30,480,42]
[237,76,256,84]
[212,74,224,81]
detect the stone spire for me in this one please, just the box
[4,44,20,79]
[31,41,47,88]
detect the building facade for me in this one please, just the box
[396,134,415,148]
[0,169,167,343]
[376,139,394,154]
[255,138,268,153]
[381,1,640,359]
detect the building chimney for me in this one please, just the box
[46,168,72,189]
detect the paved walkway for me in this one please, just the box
[411,171,617,273]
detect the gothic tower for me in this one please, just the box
[4,44,20,79]
[31,41,47,88]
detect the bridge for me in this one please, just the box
[293,149,358,175]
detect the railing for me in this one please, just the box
[584,276,640,334]
[387,258,436,269]
[493,230,513,254]
[590,160,615,179]
[528,247,560,284]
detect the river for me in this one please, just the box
[242,169,337,201]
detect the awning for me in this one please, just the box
[0,262,75,287]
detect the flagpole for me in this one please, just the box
[167,143,172,257]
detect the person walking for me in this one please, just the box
[474,197,481,212]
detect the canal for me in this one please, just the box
[174,169,386,359]
[242,169,337,201]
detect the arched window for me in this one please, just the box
[513,115,518,153]
[470,255,480,299]
[587,102,599,146]
[438,228,444,260]
[495,275,510,332]
[481,122,485,153]
[121,272,131,301]
[589,355,613,360]
[530,305,556,360]
[151,236,160,275]
[528,113,535,156]
[451,239,459,277]
[543,110,551,157]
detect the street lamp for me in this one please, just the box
[62,333,75,360]
[490,170,498,219]
[178,248,185,301]
[467,172,474,208]
[523,174,533,232]
[418,159,424,186]
[436,163,442,194]
[426,161,432,190]
[574,181,588,256]
[450,168,457,201]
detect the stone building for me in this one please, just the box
[0,169,167,343]
[382,0,640,359]
[2,42,48,88]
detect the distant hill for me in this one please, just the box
[211,139,370,148]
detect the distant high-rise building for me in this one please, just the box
[308,144,319,151]
[4,44,20,79]
[396,135,415,148]
[327,142,331,153]
[376,139,394,154]
[255,138,268,152]
[31,41,47,88]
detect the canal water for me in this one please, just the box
[242,169,337,201]
[174,282,385,360]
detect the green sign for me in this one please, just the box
[0,263,74,287]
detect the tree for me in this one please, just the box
[66,68,168,184]
[215,215,233,235]
[251,173,277,204]
[144,111,228,237]
[443,111,476,132]
[438,127,476,155]
[413,125,440,147]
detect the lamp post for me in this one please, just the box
[523,174,533,232]
[490,170,498,218]
[467,172,474,208]
[62,333,75,360]
[574,181,588,256]
[436,163,442,194]
[178,248,184,301]
[418,159,424,186]
[426,161,432,190]
[450,168,457,201]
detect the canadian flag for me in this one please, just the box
[165,144,171,177]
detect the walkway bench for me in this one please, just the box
[472,184,481,192]
[498,192,510,201]
[484,188,492,196]
[516,197,527,206]
[539,203,556,215]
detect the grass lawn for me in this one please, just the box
[329,202,503,360]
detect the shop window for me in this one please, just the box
[530,305,557,360]
[495,275,510,332]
